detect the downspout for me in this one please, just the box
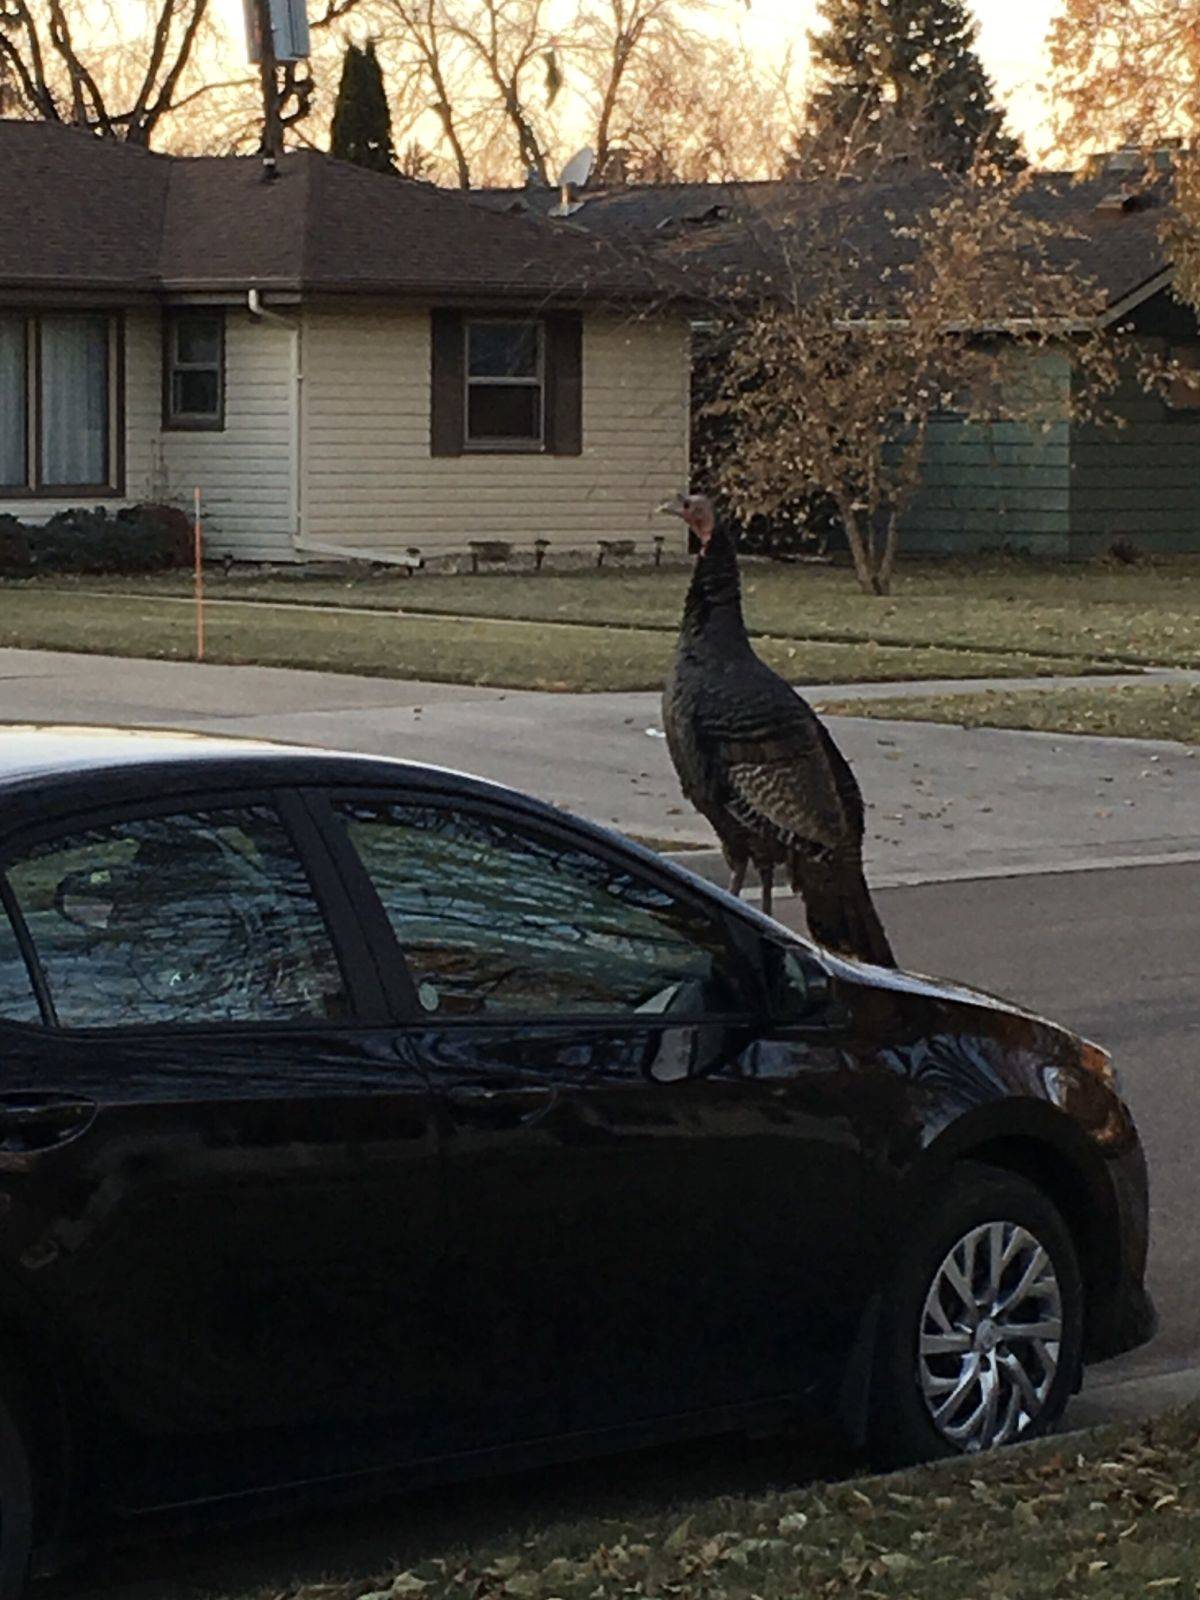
[247,289,304,555]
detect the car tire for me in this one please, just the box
[870,1162,1084,1470]
[0,1391,33,1600]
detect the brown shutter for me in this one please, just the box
[545,313,582,456]
[430,308,464,456]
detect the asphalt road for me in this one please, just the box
[37,860,1198,1600]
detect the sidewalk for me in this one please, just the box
[2,647,1196,888]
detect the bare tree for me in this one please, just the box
[441,0,559,183]
[377,0,477,185]
[611,31,796,182]
[574,0,694,181]
[0,0,218,144]
[698,168,1118,593]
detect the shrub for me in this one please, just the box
[0,504,191,577]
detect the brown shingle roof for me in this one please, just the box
[0,121,168,289]
[475,170,1172,314]
[0,120,668,303]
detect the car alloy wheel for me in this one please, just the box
[917,1219,1064,1453]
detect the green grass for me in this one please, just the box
[40,553,1200,668]
[819,683,1200,744]
[229,1409,1200,1600]
[0,589,1100,692]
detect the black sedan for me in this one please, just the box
[0,727,1153,1594]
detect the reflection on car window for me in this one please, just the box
[0,902,39,1024]
[336,801,739,1019]
[5,806,347,1030]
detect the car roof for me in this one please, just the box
[0,723,517,803]
[0,720,699,878]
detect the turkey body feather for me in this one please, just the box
[662,514,895,967]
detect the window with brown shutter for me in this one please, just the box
[430,309,581,457]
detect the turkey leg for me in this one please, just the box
[760,863,774,917]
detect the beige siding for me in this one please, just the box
[0,309,160,522]
[125,309,163,503]
[161,310,296,561]
[300,308,691,557]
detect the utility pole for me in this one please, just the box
[253,0,283,166]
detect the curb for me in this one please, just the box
[1065,1364,1200,1431]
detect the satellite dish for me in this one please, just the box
[558,146,595,190]
[550,145,595,216]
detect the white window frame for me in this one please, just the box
[463,317,545,451]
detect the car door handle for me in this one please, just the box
[446,1084,497,1107]
[0,1095,98,1150]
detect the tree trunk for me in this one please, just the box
[877,506,902,593]
[841,505,887,595]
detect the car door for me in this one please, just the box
[0,789,447,1512]
[314,787,871,1448]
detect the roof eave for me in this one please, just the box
[1099,265,1175,327]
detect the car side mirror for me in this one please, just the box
[765,941,832,1023]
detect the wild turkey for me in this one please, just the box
[659,492,895,966]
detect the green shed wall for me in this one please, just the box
[900,348,1072,556]
[898,295,1200,557]
[1068,290,1200,557]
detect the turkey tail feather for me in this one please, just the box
[793,862,896,968]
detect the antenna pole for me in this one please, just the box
[193,487,205,663]
[254,0,282,166]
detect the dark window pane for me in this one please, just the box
[175,314,221,366]
[467,383,541,441]
[172,369,220,417]
[8,807,347,1029]
[337,801,738,1020]
[467,321,538,378]
[0,317,26,488]
[0,899,39,1024]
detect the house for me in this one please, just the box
[482,164,1200,557]
[0,121,691,564]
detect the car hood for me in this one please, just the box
[817,947,1120,1104]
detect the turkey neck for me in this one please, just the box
[677,524,752,657]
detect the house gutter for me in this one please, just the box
[246,289,305,557]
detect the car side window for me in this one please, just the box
[334,800,742,1020]
[3,805,348,1030]
[0,898,40,1024]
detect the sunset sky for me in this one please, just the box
[209,0,1062,157]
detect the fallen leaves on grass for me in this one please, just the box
[818,685,1200,746]
[288,1411,1200,1600]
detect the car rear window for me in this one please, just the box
[3,805,348,1030]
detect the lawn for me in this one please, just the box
[819,683,1200,745]
[41,552,1200,668]
[232,1409,1200,1600]
[0,588,1100,692]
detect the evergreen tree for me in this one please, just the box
[803,0,1020,174]
[330,41,397,174]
